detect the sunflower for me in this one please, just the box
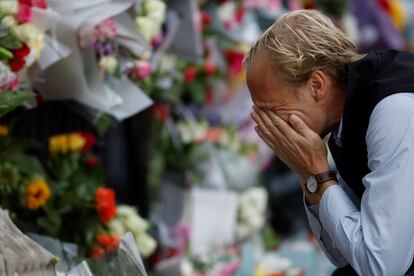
[25,180,51,210]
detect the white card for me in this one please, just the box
[190,188,238,256]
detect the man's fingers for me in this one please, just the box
[255,126,277,150]
[288,114,313,137]
[265,110,296,137]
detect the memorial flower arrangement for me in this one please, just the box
[0,128,156,258]
[0,0,46,116]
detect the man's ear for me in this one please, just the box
[308,70,329,102]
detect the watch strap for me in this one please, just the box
[315,171,337,184]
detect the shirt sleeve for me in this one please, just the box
[304,183,349,268]
[318,93,414,275]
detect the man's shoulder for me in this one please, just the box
[372,93,414,120]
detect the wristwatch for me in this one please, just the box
[306,171,337,194]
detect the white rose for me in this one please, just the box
[240,187,268,212]
[135,233,157,257]
[1,15,16,28]
[144,0,166,24]
[180,259,194,276]
[117,205,138,217]
[125,215,150,233]
[99,55,118,75]
[10,24,45,57]
[247,213,265,230]
[136,16,160,41]
[237,223,252,240]
[0,1,18,16]
[108,218,126,236]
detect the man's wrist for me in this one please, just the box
[304,179,338,206]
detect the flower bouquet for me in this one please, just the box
[0,0,46,116]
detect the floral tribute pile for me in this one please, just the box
[0,125,156,258]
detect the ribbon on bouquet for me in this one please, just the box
[32,0,153,121]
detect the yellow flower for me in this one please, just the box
[68,133,86,152]
[0,125,9,137]
[49,134,69,154]
[25,180,51,210]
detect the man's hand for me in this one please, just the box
[251,106,330,181]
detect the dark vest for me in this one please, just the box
[328,50,414,275]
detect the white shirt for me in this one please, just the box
[306,93,414,275]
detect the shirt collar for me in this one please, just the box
[334,118,343,147]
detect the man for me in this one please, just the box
[245,9,414,275]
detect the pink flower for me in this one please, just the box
[93,18,117,42]
[15,3,32,24]
[31,0,47,9]
[132,60,152,80]
[204,60,217,75]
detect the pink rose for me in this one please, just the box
[15,3,32,24]
[132,60,152,80]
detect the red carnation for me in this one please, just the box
[9,58,26,72]
[77,132,97,151]
[183,66,198,83]
[15,3,32,24]
[96,233,120,251]
[11,44,30,60]
[31,0,47,9]
[95,187,116,225]
[18,0,32,5]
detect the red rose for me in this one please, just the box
[96,233,120,251]
[86,155,101,168]
[77,132,97,151]
[234,7,246,23]
[90,246,105,259]
[9,58,26,72]
[200,11,212,31]
[183,66,198,83]
[153,104,169,123]
[224,49,245,76]
[11,44,30,60]
[96,233,113,247]
[95,187,116,225]
[204,60,217,75]
[205,88,214,106]
[15,3,32,24]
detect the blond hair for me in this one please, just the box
[244,10,363,87]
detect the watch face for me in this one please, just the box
[306,176,318,193]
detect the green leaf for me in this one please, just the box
[0,47,13,60]
[187,81,205,103]
[0,35,22,50]
[95,113,115,137]
[0,91,35,117]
